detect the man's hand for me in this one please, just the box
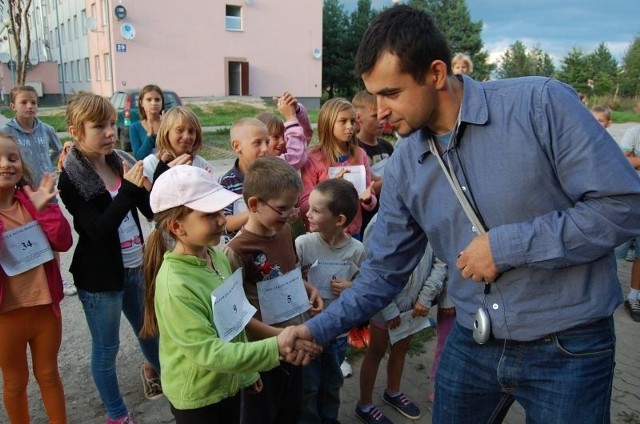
[276,325,322,366]
[456,232,499,282]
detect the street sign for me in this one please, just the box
[116,43,126,53]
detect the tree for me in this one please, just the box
[587,43,618,96]
[496,41,555,79]
[322,0,351,98]
[344,0,376,97]
[496,40,532,78]
[619,35,640,98]
[408,0,494,80]
[557,47,594,95]
[1,0,33,87]
[529,45,555,77]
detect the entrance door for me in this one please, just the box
[228,61,249,95]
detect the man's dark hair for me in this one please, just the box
[355,5,451,83]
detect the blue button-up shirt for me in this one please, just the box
[307,75,640,343]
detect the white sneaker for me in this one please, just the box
[341,359,352,378]
[62,280,77,296]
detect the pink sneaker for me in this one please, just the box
[106,412,138,424]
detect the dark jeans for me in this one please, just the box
[300,336,348,424]
[433,317,616,423]
[170,394,241,424]
[240,362,302,424]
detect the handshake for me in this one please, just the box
[276,324,322,366]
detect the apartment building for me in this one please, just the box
[1,0,323,105]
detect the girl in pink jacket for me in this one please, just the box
[300,98,376,238]
[0,132,72,423]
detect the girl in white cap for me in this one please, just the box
[140,165,320,424]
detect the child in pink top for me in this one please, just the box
[300,98,376,237]
[0,132,72,423]
[257,91,313,169]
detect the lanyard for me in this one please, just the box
[427,126,495,293]
[427,136,486,237]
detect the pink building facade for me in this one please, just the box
[87,0,323,104]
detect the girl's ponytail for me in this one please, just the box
[139,206,190,338]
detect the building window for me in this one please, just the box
[101,0,108,26]
[64,62,70,82]
[81,10,87,34]
[60,23,65,43]
[58,64,62,82]
[94,55,100,81]
[49,30,54,48]
[70,61,75,82]
[76,60,81,81]
[104,53,111,80]
[225,5,242,31]
[84,57,91,81]
[67,18,72,40]
[91,3,96,20]
[73,15,78,39]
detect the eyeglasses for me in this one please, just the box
[260,199,300,219]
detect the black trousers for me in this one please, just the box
[170,393,241,424]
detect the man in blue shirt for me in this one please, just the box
[284,5,640,424]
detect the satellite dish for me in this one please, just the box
[86,16,97,32]
[312,48,322,60]
[114,5,127,20]
[0,52,9,63]
[120,23,136,40]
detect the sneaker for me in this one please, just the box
[355,404,393,424]
[383,391,421,420]
[106,412,138,424]
[624,299,640,322]
[140,364,163,400]
[341,359,353,378]
[62,280,77,296]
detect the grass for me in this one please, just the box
[0,100,321,132]
[612,110,640,123]
[1,108,68,131]
[201,129,235,160]
[188,102,266,126]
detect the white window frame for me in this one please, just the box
[225,5,242,31]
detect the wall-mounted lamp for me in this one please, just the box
[312,47,322,59]
[246,0,254,5]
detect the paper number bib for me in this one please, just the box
[0,221,53,276]
[257,268,310,325]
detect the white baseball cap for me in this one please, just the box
[150,165,241,213]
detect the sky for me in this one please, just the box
[340,0,639,66]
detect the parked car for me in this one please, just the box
[109,89,183,151]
